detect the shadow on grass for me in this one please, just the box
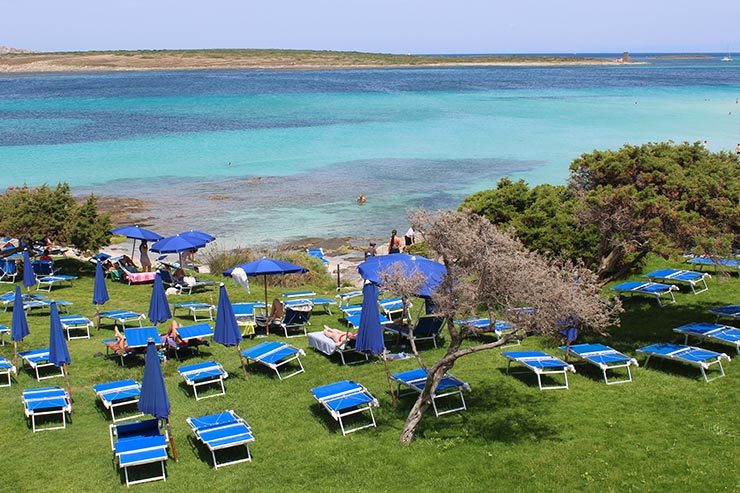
[409,380,558,444]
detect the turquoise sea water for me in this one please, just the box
[1,56,739,246]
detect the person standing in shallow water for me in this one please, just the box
[139,240,152,272]
[388,229,402,254]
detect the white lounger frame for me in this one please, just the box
[187,416,254,469]
[642,348,730,382]
[21,351,65,381]
[245,346,305,380]
[566,349,638,385]
[394,375,470,417]
[648,271,710,295]
[315,387,378,435]
[61,316,93,340]
[505,356,575,390]
[0,360,16,387]
[677,325,740,355]
[23,388,72,432]
[180,364,228,400]
[95,383,143,423]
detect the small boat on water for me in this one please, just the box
[721,53,733,62]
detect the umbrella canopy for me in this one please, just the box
[93,261,110,306]
[214,284,242,347]
[179,230,215,244]
[148,272,171,324]
[355,282,385,355]
[22,249,35,288]
[150,234,207,254]
[48,302,71,367]
[109,225,163,242]
[358,253,445,298]
[223,257,308,312]
[11,285,30,342]
[137,341,170,419]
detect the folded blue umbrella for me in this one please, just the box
[214,284,242,347]
[11,285,30,342]
[148,272,171,324]
[358,253,445,298]
[93,261,109,306]
[355,282,385,355]
[22,249,35,288]
[49,302,71,367]
[138,341,170,419]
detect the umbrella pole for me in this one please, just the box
[63,363,73,404]
[382,353,397,406]
[165,418,179,462]
[95,305,100,331]
[264,276,269,336]
[13,341,18,367]
[131,239,136,262]
[237,345,248,379]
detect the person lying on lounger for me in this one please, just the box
[161,320,207,348]
[105,326,129,354]
[323,325,356,344]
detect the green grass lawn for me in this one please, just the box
[0,256,737,492]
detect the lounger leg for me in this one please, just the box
[124,466,130,487]
[161,460,166,482]
[536,372,543,391]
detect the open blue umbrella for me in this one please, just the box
[22,249,35,290]
[11,285,30,360]
[150,234,207,254]
[93,261,109,329]
[148,272,171,325]
[358,253,445,298]
[109,225,163,259]
[179,230,215,244]
[49,301,72,398]
[138,341,178,461]
[223,257,308,328]
[355,282,386,355]
[214,283,247,377]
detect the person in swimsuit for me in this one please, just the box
[105,326,129,354]
[323,325,356,344]
[388,229,402,254]
[139,240,152,272]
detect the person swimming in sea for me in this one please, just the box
[357,194,367,205]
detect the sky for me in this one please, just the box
[1,0,738,54]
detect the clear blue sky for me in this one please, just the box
[1,0,738,53]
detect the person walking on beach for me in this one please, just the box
[364,242,377,260]
[139,240,152,272]
[388,229,402,254]
[404,226,415,247]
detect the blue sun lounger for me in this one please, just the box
[99,309,145,328]
[457,317,517,344]
[60,314,94,340]
[501,351,576,390]
[171,301,215,321]
[560,343,638,384]
[385,316,446,348]
[241,341,305,380]
[391,367,471,416]
[178,361,228,400]
[103,327,162,365]
[93,379,143,423]
[611,281,678,306]
[0,356,17,387]
[637,343,731,382]
[0,324,8,345]
[336,290,362,306]
[709,305,740,322]
[341,305,392,330]
[22,386,72,432]
[19,348,65,381]
[187,410,255,469]
[674,322,740,355]
[380,296,410,322]
[169,323,213,358]
[687,256,740,272]
[36,274,78,292]
[307,330,369,365]
[310,380,379,435]
[645,269,710,294]
[231,302,265,335]
[307,247,330,265]
[282,292,337,314]
[0,258,17,283]
[110,419,169,487]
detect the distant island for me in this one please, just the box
[0,49,638,73]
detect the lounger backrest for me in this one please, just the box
[115,419,161,440]
[0,259,16,274]
[284,306,311,326]
[158,269,174,285]
[414,316,445,337]
[32,260,55,275]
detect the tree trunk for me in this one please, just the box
[597,244,624,279]
[600,247,650,283]
[400,359,454,445]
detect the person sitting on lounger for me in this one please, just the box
[105,326,128,354]
[40,249,53,261]
[161,320,207,348]
[323,325,356,344]
[172,268,186,285]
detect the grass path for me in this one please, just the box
[0,256,737,492]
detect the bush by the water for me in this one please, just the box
[0,183,111,253]
[461,142,739,279]
[204,246,334,289]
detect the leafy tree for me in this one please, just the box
[570,142,739,279]
[385,211,619,445]
[68,195,112,254]
[460,178,600,263]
